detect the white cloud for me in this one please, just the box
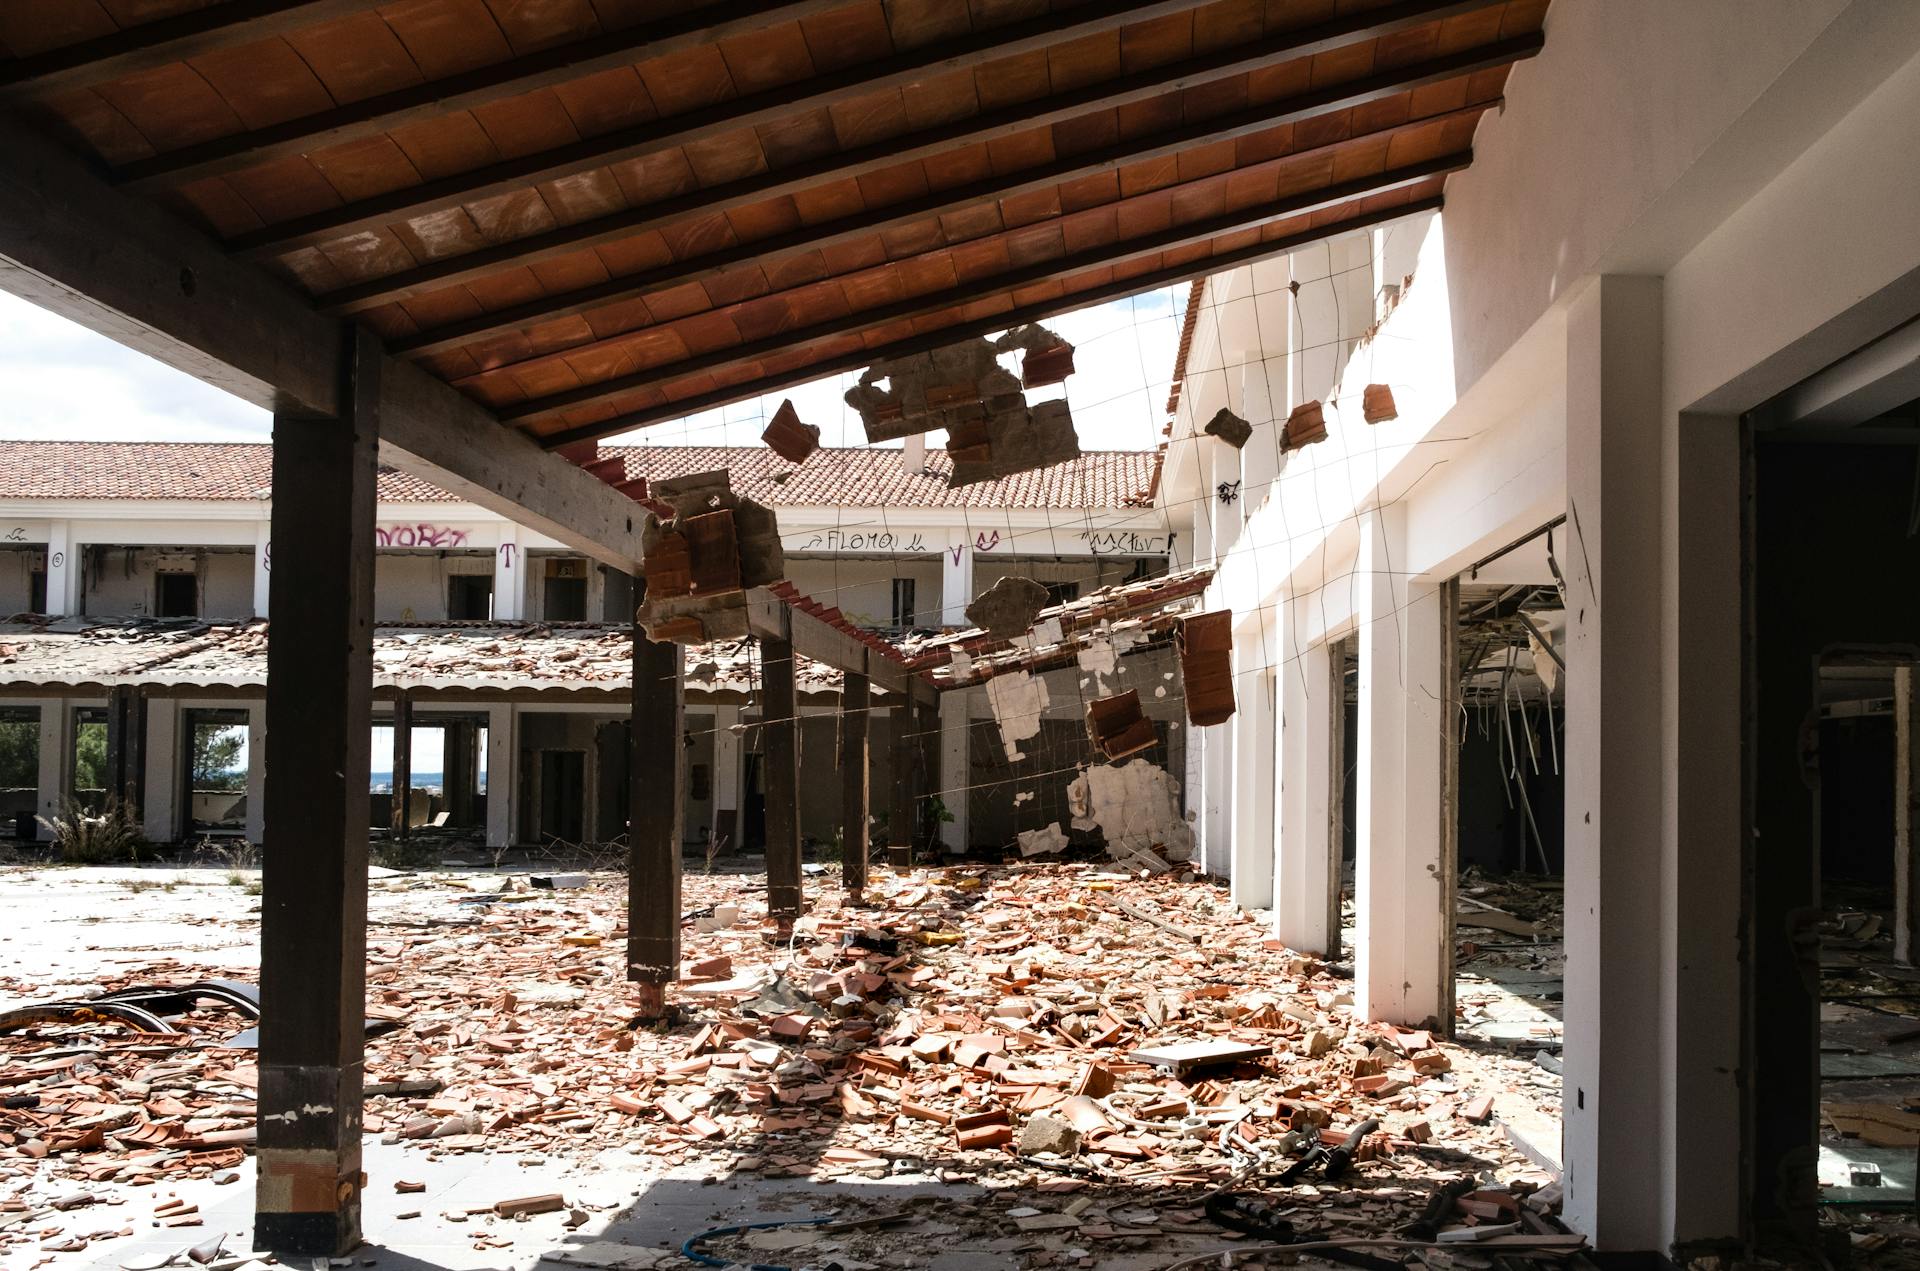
[0,290,270,441]
[0,283,1187,453]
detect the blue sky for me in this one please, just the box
[0,284,1187,452]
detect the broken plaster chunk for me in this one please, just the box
[1068,759,1193,863]
[1017,1114,1082,1157]
[966,575,1049,639]
[1017,821,1069,857]
[1203,406,1253,449]
[984,669,1049,762]
[760,398,820,465]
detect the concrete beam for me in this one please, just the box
[0,119,645,573]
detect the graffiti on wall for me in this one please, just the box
[1078,530,1173,556]
[375,523,472,548]
[794,529,927,553]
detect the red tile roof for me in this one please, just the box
[0,441,1155,510]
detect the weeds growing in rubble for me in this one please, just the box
[37,796,150,864]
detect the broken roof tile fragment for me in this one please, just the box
[1178,609,1236,726]
[760,399,820,465]
[1284,400,1328,449]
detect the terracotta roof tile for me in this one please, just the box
[0,441,1154,509]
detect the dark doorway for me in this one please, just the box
[543,558,588,621]
[0,706,37,838]
[741,751,766,850]
[29,569,46,614]
[448,573,493,620]
[155,571,197,618]
[537,749,585,843]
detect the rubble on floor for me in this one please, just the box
[0,861,1586,1269]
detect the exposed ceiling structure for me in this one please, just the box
[0,0,1546,454]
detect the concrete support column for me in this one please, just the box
[1230,633,1275,911]
[244,705,265,846]
[1199,721,1234,880]
[34,698,68,840]
[711,704,741,853]
[493,528,524,621]
[1901,667,1920,965]
[143,699,179,844]
[1664,412,1744,1247]
[762,631,803,930]
[840,664,871,895]
[941,533,972,626]
[1276,625,1337,955]
[45,520,77,617]
[1355,504,1447,1027]
[1561,276,1667,1250]
[252,520,272,618]
[938,689,969,852]
[255,327,378,1257]
[484,704,513,849]
[628,634,684,1019]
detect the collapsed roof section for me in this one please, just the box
[0,620,865,702]
[637,470,785,645]
[844,326,1081,489]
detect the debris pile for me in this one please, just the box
[0,863,1575,1267]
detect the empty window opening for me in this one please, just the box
[184,709,249,835]
[891,577,916,629]
[543,557,588,621]
[155,570,197,617]
[448,573,493,620]
[0,707,38,839]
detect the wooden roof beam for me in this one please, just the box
[0,117,646,573]
[383,51,1522,359]
[229,0,1512,262]
[110,0,1035,192]
[0,1,375,98]
[535,196,1443,448]
[501,153,1466,431]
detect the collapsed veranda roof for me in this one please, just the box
[0,441,1157,508]
[0,0,1545,452]
[0,620,866,700]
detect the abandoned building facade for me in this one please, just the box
[0,442,1177,854]
[2,0,1919,1263]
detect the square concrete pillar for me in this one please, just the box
[1275,620,1337,956]
[1561,276,1670,1250]
[45,521,77,617]
[493,528,524,621]
[1230,632,1276,912]
[940,533,971,627]
[938,690,969,851]
[484,704,514,849]
[33,697,68,841]
[142,698,179,844]
[1355,504,1447,1027]
[252,521,271,618]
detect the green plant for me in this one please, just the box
[38,796,150,864]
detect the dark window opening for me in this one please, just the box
[543,558,588,621]
[448,573,493,620]
[29,570,46,614]
[155,571,197,618]
[537,749,586,843]
[0,707,38,838]
[1043,580,1080,607]
[891,577,916,629]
